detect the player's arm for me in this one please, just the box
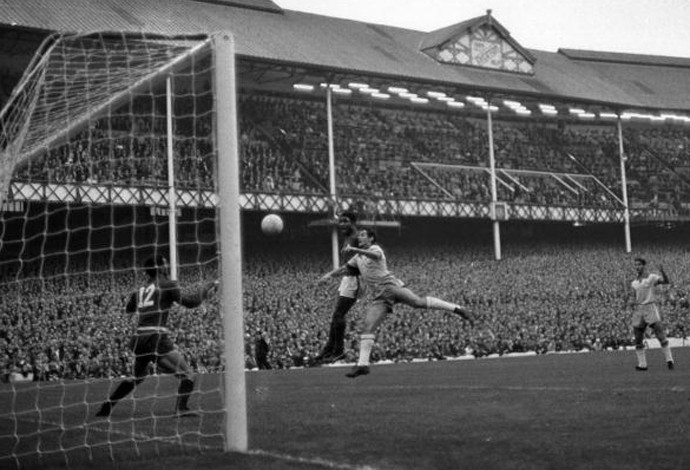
[319,264,359,283]
[343,245,382,260]
[657,266,669,285]
[178,280,218,308]
[125,292,137,314]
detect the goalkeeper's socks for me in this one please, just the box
[95,402,112,417]
[176,379,195,411]
[109,380,136,402]
[96,380,136,416]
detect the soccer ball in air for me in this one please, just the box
[261,214,284,235]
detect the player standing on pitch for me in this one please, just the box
[313,210,362,365]
[319,227,474,378]
[630,257,674,371]
[95,255,217,417]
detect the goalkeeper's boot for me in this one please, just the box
[345,365,370,378]
[175,379,198,417]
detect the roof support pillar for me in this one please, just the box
[617,115,632,253]
[486,96,502,261]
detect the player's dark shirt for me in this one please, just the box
[126,279,182,329]
[126,277,205,331]
[342,230,359,253]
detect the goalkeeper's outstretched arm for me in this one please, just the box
[179,280,219,308]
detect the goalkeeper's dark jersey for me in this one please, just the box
[126,279,181,329]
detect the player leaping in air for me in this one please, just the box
[313,210,362,365]
[319,227,475,378]
[95,255,217,418]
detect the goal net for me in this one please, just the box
[0,31,245,468]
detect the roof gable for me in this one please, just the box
[421,10,535,75]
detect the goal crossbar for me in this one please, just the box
[1,32,213,173]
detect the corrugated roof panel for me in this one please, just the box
[1,0,689,111]
[560,48,690,68]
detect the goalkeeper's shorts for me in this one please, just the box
[130,332,175,359]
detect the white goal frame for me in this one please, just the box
[0,30,247,454]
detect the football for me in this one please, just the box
[261,213,284,235]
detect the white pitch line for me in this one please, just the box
[248,449,377,470]
[337,383,686,393]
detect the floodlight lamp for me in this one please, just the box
[293,83,314,91]
[348,82,369,89]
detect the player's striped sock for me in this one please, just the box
[661,345,673,363]
[357,334,375,366]
[635,349,647,368]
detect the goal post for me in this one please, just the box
[214,32,248,453]
[0,30,247,466]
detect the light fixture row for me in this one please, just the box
[290,82,690,123]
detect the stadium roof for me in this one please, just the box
[2,0,690,112]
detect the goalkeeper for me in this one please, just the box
[95,255,216,418]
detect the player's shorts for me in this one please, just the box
[371,280,407,312]
[632,303,661,328]
[338,275,360,299]
[130,332,175,360]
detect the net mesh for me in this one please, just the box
[0,31,228,467]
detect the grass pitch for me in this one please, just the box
[2,347,690,470]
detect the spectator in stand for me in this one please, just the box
[254,330,272,370]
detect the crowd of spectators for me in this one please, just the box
[8,90,689,216]
[236,93,687,212]
[2,231,689,381]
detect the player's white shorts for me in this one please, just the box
[632,303,661,328]
[338,275,360,299]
